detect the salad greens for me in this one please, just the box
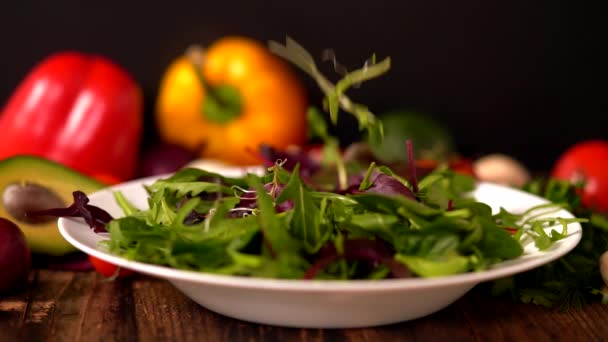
[93,158,582,280]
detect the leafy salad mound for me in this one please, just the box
[93,156,579,281]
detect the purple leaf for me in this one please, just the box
[336,174,365,195]
[364,173,417,200]
[407,140,419,193]
[26,191,113,233]
[341,171,416,200]
[258,144,321,178]
[304,238,412,279]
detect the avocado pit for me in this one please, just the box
[2,182,66,224]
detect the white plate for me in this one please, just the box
[58,165,583,328]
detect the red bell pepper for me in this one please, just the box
[0,52,143,181]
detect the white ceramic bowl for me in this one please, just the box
[58,164,582,328]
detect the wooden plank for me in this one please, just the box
[130,277,314,341]
[0,271,34,341]
[132,277,204,341]
[46,270,97,341]
[525,300,608,341]
[76,274,138,342]
[567,302,608,340]
[405,298,476,341]
[130,276,477,342]
[457,288,608,341]
[131,277,344,341]
[17,270,75,341]
[334,296,475,342]
[3,271,608,341]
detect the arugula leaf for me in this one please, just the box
[249,174,300,256]
[395,253,470,277]
[147,180,231,199]
[113,191,141,216]
[171,196,201,229]
[347,212,400,244]
[376,165,411,188]
[476,216,524,259]
[268,36,387,143]
[351,192,441,218]
[146,191,177,226]
[159,167,249,188]
[419,169,476,209]
[277,164,329,253]
[307,106,330,141]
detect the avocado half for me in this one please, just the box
[0,156,106,255]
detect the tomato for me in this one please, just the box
[448,158,476,177]
[156,36,308,165]
[88,255,134,278]
[87,174,130,277]
[551,140,608,212]
[92,173,123,186]
[414,158,476,178]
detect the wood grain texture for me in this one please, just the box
[1,269,607,341]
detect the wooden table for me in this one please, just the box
[1,269,607,341]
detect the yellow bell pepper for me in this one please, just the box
[155,36,308,165]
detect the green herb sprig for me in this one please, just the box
[268,36,389,145]
[491,178,607,309]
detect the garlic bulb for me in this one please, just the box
[600,250,608,287]
[473,154,531,187]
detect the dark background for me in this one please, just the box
[0,1,602,172]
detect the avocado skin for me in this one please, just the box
[0,155,105,255]
[371,111,455,163]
